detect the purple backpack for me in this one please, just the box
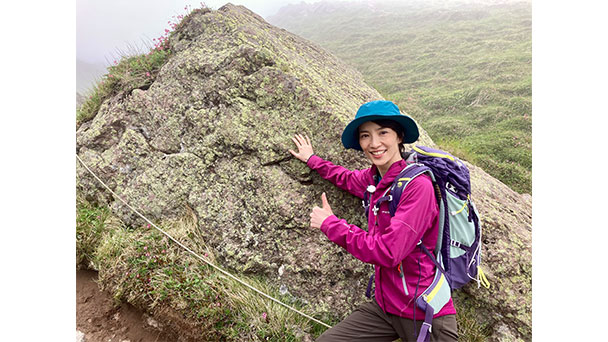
[364,145,489,342]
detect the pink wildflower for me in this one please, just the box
[262,312,267,321]
[144,246,147,250]
[146,72,151,77]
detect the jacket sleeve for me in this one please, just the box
[306,154,370,199]
[319,174,438,268]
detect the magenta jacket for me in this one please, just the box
[307,155,456,319]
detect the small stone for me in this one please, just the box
[146,316,160,328]
[279,284,288,295]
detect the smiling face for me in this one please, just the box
[358,120,404,176]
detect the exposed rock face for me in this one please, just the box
[76,4,531,341]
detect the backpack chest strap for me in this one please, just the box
[371,185,394,216]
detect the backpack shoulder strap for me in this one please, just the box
[388,163,435,216]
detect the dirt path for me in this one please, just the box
[76,269,174,342]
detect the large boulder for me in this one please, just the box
[76,4,531,341]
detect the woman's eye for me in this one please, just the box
[380,131,388,135]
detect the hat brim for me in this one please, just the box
[341,114,419,151]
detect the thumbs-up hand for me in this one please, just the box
[310,192,334,229]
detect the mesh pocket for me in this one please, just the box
[446,191,475,258]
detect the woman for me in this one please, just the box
[289,100,458,342]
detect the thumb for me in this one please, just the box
[321,192,331,210]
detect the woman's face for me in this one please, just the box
[358,121,403,173]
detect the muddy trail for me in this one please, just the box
[76,269,174,342]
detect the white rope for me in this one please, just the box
[76,154,331,329]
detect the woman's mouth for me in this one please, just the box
[369,150,386,159]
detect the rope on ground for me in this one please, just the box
[76,154,332,329]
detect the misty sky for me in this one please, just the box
[77,0,338,65]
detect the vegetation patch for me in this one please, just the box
[76,196,335,341]
[75,5,207,126]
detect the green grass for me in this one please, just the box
[76,196,113,267]
[76,6,214,126]
[271,1,532,193]
[455,303,491,342]
[76,48,172,125]
[77,197,334,340]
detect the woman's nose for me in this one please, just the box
[370,135,381,148]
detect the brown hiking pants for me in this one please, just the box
[316,300,458,342]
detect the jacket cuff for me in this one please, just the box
[320,214,339,234]
[306,154,320,168]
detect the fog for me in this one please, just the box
[77,0,330,65]
[75,0,523,93]
[76,0,346,92]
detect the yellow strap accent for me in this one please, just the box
[413,145,455,162]
[398,177,411,182]
[425,273,445,303]
[478,267,491,289]
[452,194,470,215]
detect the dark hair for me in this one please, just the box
[357,119,412,160]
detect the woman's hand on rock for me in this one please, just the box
[289,134,314,163]
[310,193,333,229]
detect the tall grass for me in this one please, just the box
[76,5,206,126]
[76,48,171,125]
[76,196,332,340]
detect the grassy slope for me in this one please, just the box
[270,0,531,193]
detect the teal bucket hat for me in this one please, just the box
[341,100,419,150]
